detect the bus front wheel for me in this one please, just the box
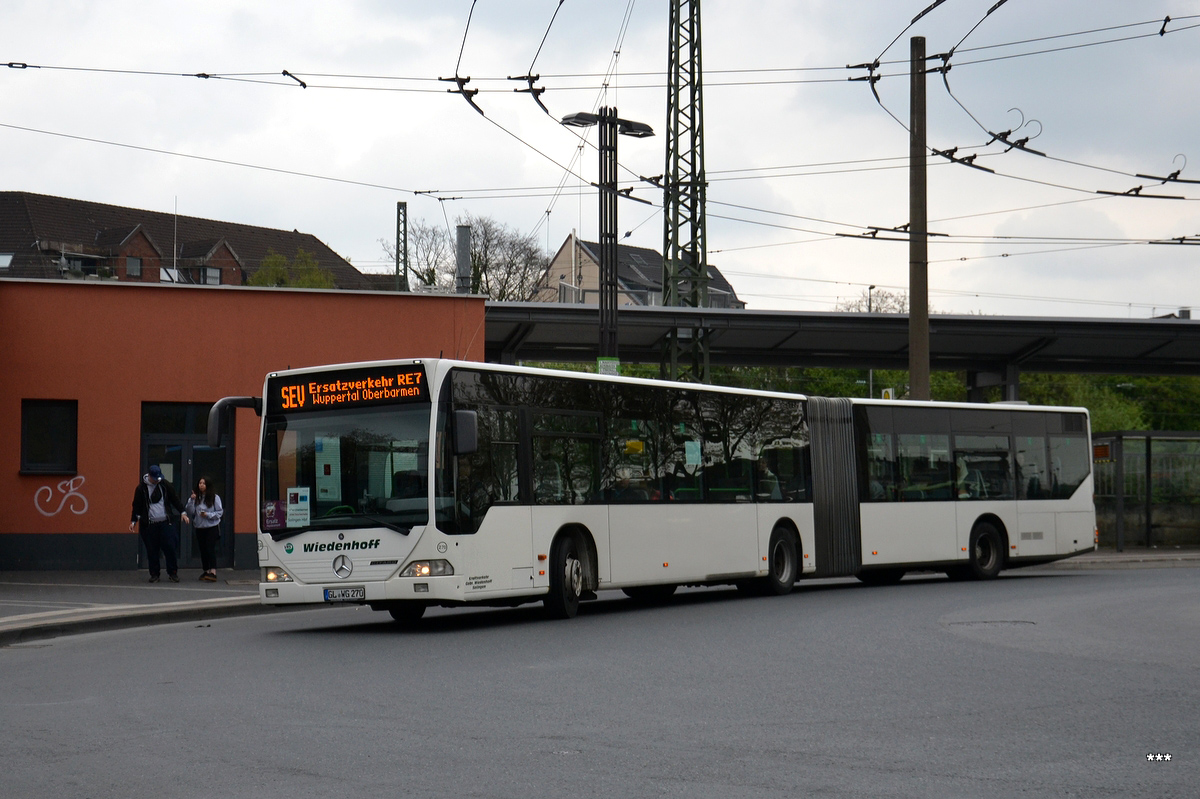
[388,603,426,625]
[545,532,585,619]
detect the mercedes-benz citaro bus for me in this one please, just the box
[207,358,1096,624]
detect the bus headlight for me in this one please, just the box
[263,567,293,583]
[400,560,454,578]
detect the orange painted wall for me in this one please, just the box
[0,279,485,539]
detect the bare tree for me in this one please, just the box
[458,212,547,301]
[378,219,455,290]
[836,288,913,313]
[378,214,546,300]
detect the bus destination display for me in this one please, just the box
[268,365,428,413]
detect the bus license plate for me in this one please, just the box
[324,586,365,602]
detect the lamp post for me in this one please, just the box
[561,108,654,373]
[868,284,876,399]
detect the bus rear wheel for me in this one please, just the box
[966,521,1004,580]
[753,527,798,596]
[545,532,585,619]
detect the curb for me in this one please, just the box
[1041,556,1200,570]
[0,596,285,647]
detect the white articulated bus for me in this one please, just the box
[209,359,1096,623]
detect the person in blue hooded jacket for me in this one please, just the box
[129,464,189,582]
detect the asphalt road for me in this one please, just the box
[2,567,1197,798]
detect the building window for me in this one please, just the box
[0,253,13,270]
[127,256,142,277]
[204,267,220,285]
[21,400,78,474]
[63,256,100,276]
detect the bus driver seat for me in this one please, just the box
[393,471,422,499]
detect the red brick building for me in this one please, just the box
[1,279,485,569]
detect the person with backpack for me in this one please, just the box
[129,464,189,582]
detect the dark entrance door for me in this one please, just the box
[140,403,234,570]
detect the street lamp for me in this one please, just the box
[561,107,654,372]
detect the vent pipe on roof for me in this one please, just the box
[455,225,471,294]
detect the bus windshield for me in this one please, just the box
[260,404,431,539]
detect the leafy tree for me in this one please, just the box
[248,248,335,289]
[1019,373,1147,432]
[1103,375,1200,431]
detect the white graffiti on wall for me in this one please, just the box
[35,476,90,517]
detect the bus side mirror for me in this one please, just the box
[207,396,262,448]
[453,410,478,456]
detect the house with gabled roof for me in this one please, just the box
[530,234,744,309]
[0,191,372,289]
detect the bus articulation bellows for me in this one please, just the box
[209,358,1096,623]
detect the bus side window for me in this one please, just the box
[866,433,895,501]
[897,434,952,501]
[1013,412,1049,500]
[1046,412,1090,499]
[954,435,1013,501]
[858,405,895,502]
[1049,434,1090,499]
[607,416,657,502]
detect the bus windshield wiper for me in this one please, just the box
[346,513,411,535]
[269,527,311,542]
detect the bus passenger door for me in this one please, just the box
[529,430,610,590]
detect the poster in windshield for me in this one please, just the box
[267,364,428,415]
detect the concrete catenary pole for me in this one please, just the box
[908,36,930,401]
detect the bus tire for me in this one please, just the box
[545,532,585,619]
[857,568,905,586]
[623,584,677,603]
[760,526,799,596]
[967,521,1004,580]
[388,603,426,625]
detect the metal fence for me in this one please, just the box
[1094,438,1200,503]
[1093,432,1200,549]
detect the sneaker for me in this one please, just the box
[148,575,160,583]
[201,573,218,582]
[168,574,180,583]
[198,572,208,581]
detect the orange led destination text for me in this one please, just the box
[280,371,423,409]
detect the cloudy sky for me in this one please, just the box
[3,0,1198,317]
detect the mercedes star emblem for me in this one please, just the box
[332,555,353,579]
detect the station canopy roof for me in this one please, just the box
[485,302,1200,376]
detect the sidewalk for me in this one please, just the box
[1032,546,1200,570]
[1,548,1197,646]
[0,568,278,647]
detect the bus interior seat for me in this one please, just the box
[392,471,422,499]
